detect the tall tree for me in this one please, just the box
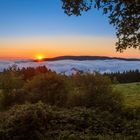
[62,0,140,52]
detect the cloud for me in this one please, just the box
[0,59,140,75]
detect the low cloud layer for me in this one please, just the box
[1,59,140,75]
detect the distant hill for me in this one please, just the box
[34,56,140,62]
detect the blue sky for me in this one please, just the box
[0,0,115,37]
[0,0,139,58]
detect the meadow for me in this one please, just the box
[115,82,140,108]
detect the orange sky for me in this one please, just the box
[0,36,140,59]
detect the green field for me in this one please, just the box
[114,82,140,108]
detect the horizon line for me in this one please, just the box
[0,55,140,60]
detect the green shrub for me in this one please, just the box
[23,73,68,106]
[0,103,139,140]
[0,66,123,112]
[0,68,24,109]
[0,102,50,140]
[67,73,123,111]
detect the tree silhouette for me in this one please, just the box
[62,0,140,52]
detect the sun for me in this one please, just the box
[36,54,44,61]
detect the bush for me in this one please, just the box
[0,67,24,109]
[67,73,123,111]
[0,66,124,113]
[0,102,50,140]
[0,103,140,140]
[24,73,68,106]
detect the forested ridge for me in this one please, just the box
[104,69,140,83]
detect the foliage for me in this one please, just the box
[67,73,123,112]
[61,0,140,51]
[0,65,24,109]
[104,69,140,84]
[24,73,68,106]
[0,66,123,111]
[0,66,139,139]
[0,102,140,140]
[0,102,49,140]
[19,66,50,80]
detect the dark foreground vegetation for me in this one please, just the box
[0,65,140,140]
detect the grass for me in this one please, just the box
[114,82,140,108]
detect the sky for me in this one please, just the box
[0,0,139,59]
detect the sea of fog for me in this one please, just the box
[0,59,140,75]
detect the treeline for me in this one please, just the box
[0,65,121,110]
[0,65,140,140]
[104,69,140,83]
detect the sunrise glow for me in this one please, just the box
[36,54,44,61]
[0,0,139,59]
